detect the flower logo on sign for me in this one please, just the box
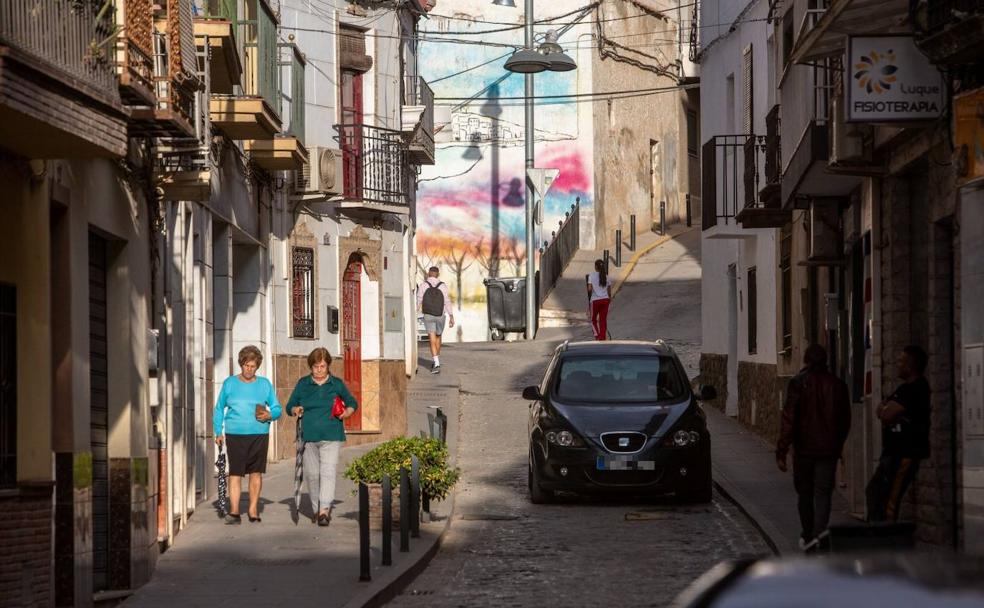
[854,50,899,94]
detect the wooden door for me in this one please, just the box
[340,69,364,199]
[342,260,362,431]
[88,233,109,592]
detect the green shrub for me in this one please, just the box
[344,437,460,501]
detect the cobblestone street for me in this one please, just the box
[390,229,772,607]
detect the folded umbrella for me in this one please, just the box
[216,451,228,517]
[292,417,304,525]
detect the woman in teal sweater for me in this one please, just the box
[286,347,358,526]
[213,345,282,523]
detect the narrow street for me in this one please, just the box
[389,229,771,607]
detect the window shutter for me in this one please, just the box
[340,26,373,73]
[178,0,198,77]
[743,44,753,133]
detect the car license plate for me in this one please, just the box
[596,456,656,471]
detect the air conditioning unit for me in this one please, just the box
[830,95,872,167]
[300,146,344,195]
[808,200,842,262]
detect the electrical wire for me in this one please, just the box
[429,51,513,84]
[435,82,698,103]
[425,0,699,29]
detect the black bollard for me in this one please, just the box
[358,482,371,581]
[399,467,410,553]
[382,474,392,566]
[685,193,692,227]
[660,200,667,235]
[630,215,636,251]
[615,229,622,267]
[410,455,421,539]
[603,249,610,271]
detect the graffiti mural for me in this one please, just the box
[417,0,594,341]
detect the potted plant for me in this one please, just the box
[344,437,459,530]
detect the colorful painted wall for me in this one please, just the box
[417,0,595,342]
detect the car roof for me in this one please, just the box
[558,340,676,356]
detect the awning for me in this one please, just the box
[791,0,911,64]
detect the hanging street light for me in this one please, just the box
[491,0,517,6]
[537,30,577,72]
[503,48,551,73]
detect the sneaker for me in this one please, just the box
[431,364,441,374]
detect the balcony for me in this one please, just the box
[210,0,281,140]
[334,124,412,213]
[0,0,127,157]
[702,135,763,238]
[402,76,435,165]
[243,44,306,170]
[919,0,984,65]
[791,0,909,63]
[115,0,156,106]
[736,107,791,229]
[194,20,242,95]
[157,142,211,201]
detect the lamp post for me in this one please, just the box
[500,0,577,340]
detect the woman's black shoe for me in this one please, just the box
[225,513,242,525]
[317,512,331,527]
[248,515,261,523]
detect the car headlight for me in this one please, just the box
[664,429,701,447]
[545,429,582,447]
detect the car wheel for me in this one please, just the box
[679,446,713,504]
[528,459,554,504]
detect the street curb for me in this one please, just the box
[611,226,697,299]
[711,466,785,556]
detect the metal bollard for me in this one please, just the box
[399,467,410,552]
[382,474,392,566]
[615,230,622,267]
[630,215,636,251]
[685,193,692,227]
[410,455,421,539]
[660,200,667,235]
[358,482,371,581]
[603,249,610,270]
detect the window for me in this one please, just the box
[0,283,14,487]
[339,25,368,199]
[686,110,698,156]
[554,355,688,403]
[747,267,757,354]
[780,225,792,352]
[782,9,795,68]
[726,73,736,134]
[291,247,315,338]
[742,45,754,134]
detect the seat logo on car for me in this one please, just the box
[619,437,630,448]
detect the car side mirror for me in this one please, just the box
[522,386,542,401]
[698,385,717,401]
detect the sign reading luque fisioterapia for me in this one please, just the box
[847,36,944,122]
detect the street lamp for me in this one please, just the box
[500,0,577,339]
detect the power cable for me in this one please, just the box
[429,51,513,84]
[434,82,698,102]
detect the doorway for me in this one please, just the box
[727,263,739,416]
[88,232,109,592]
[342,257,363,431]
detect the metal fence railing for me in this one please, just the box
[538,200,580,305]
[0,0,121,99]
[702,135,763,230]
[240,0,279,114]
[280,43,306,144]
[335,124,411,207]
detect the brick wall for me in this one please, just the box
[0,487,53,608]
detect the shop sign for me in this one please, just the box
[955,88,984,186]
[847,36,944,122]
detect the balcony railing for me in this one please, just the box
[335,124,411,207]
[813,57,834,125]
[702,134,762,230]
[280,43,305,144]
[116,0,155,105]
[927,0,984,32]
[764,105,781,188]
[152,29,196,135]
[240,0,279,116]
[0,0,120,101]
[404,75,435,164]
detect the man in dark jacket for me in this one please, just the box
[865,345,930,522]
[776,344,851,549]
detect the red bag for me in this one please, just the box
[331,396,346,419]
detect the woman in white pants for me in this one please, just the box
[286,348,358,526]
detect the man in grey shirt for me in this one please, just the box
[416,266,454,374]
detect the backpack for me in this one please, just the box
[421,281,445,316]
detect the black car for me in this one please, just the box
[524,340,717,503]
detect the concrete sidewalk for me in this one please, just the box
[124,365,461,608]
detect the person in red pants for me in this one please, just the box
[587,259,612,340]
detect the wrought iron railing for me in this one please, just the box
[813,57,834,125]
[702,134,764,230]
[538,200,580,305]
[240,0,279,113]
[0,0,121,100]
[152,30,196,132]
[280,43,305,144]
[404,75,434,163]
[334,124,411,207]
[927,0,984,32]
[291,247,315,338]
[116,0,155,103]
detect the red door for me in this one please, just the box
[340,69,364,199]
[342,260,362,431]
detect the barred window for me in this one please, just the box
[291,247,315,338]
[0,283,15,487]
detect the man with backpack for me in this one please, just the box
[416,266,454,374]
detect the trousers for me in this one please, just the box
[302,440,342,513]
[866,454,920,522]
[591,297,610,341]
[793,455,837,542]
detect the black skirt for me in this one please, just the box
[225,434,269,476]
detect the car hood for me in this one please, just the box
[549,397,692,438]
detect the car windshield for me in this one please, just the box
[553,355,688,403]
